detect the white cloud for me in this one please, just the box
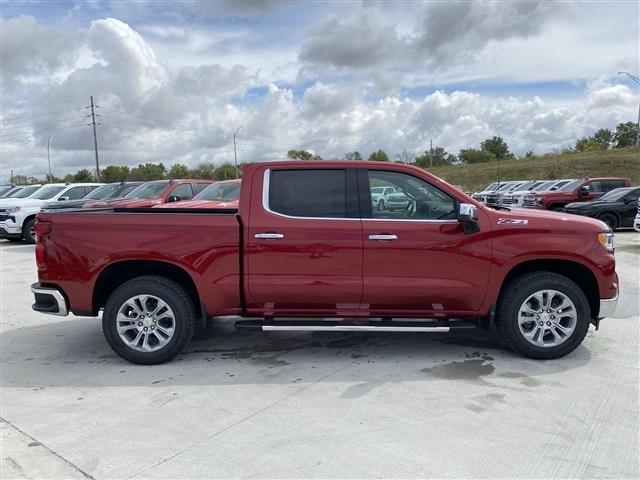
[1,6,638,182]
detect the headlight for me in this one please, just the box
[598,232,614,252]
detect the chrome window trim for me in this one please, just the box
[262,168,459,224]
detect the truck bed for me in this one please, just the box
[36,208,242,317]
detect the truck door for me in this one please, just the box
[359,168,492,317]
[246,167,363,315]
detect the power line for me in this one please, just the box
[0,124,88,140]
[1,116,86,131]
[1,107,86,124]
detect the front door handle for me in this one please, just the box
[255,233,284,239]
[368,234,398,241]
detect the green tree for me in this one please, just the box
[72,169,95,182]
[214,163,239,180]
[368,149,390,162]
[11,175,33,185]
[575,137,605,152]
[45,173,64,183]
[100,165,130,183]
[191,162,216,179]
[287,149,321,160]
[168,163,190,179]
[128,163,166,181]
[613,121,638,148]
[592,128,613,149]
[345,151,363,160]
[458,148,496,164]
[480,136,511,159]
[415,146,454,167]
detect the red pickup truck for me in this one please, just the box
[31,161,618,364]
[522,177,631,210]
[85,179,215,208]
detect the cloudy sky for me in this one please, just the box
[1,0,638,181]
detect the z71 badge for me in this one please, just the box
[498,218,529,225]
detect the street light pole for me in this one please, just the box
[233,125,243,179]
[618,71,640,146]
[47,136,52,183]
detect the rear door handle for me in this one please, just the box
[255,233,284,239]
[368,234,398,241]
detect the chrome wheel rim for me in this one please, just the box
[116,295,175,352]
[518,289,577,348]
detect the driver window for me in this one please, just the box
[170,183,193,200]
[367,170,457,220]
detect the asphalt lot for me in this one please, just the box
[1,232,638,479]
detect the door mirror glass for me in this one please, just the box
[458,203,478,223]
[58,196,69,201]
[577,186,590,196]
[167,195,181,203]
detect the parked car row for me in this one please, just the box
[0,178,242,243]
[472,177,637,231]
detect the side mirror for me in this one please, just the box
[58,196,70,201]
[167,195,181,203]
[458,203,480,234]
[577,186,590,197]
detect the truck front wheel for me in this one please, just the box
[102,276,195,364]
[497,272,590,359]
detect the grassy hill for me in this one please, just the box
[428,147,640,193]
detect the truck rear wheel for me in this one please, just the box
[497,272,590,359]
[102,276,195,364]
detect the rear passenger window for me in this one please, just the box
[269,169,346,218]
[193,183,209,194]
[602,180,626,192]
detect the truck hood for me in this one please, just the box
[43,199,89,210]
[155,199,238,209]
[86,198,162,208]
[490,206,608,233]
[0,198,46,209]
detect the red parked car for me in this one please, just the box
[522,177,631,210]
[32,161,618,364]
[154,179,240,209]
[85,179,214,208]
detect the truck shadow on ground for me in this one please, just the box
[2,316,592,392]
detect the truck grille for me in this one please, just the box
[522,197,538,208]
[0,210,9,221]
[501,196,517,205]
[485,194,500,206]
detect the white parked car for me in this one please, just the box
[0,183,102,243]
[371,186,397,210]
[501,179,575,207]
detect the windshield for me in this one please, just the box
[533,181,555,191]
[514,182,534,191]
[560,180,583,192]
[85,184,122,200]
[371,187,385,194]
[125,181,169,199]
[484,183,498,191]
[194,181,241,201]
[32,186,65,200]
[596,188,635,202]
[120,184,140,196]
[11,186,42,198]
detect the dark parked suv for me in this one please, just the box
[563,186,640,230]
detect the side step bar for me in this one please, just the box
[235,319,477,333]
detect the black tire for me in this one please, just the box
[497,272,590,359]
[22,217,36,244]
[102,275,195,364]
[5,238,23,243]
[597,212,619,231]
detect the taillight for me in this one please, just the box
[35,220,52,269]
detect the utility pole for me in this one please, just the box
[617,72,640,146]
[429,139,433,168]
[10,169,14,186]
[88,96,100,181]
[233,125,243,179]
[47,136,52,182]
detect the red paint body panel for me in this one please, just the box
[35,161,618,321]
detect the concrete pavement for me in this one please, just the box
[1,233,638,479]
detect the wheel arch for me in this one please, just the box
[497,259,600,319]
[92,260,202,319]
